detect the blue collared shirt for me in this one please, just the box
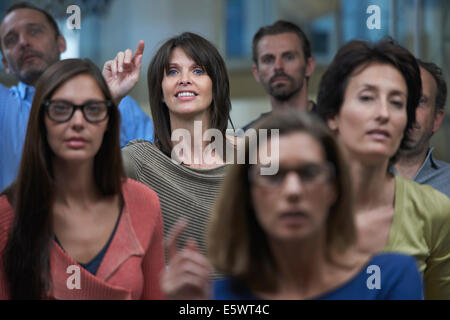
[392,147,450,198]
[0,81,154,192]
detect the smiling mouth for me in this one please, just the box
[176,91,197,98]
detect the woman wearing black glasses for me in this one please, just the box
[0,59,165,299]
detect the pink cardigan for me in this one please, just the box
[0,179,166,299]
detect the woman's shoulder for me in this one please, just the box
[121,179,162,239]
[368,252,419,270]
[369,253,423,298]
[122,139,176,168]
[339,251,420,285]
[396,175,449,202]
[122,178,160,204]
[122,139,160,158]
[340,253,423,300]
[333,249,419,289]
[395,175,450,220]
[123,139,155,148]
[121,179,161,221]
[121,140,168,180]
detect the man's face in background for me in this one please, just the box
[0,8,66,85]
[252,32,314,102]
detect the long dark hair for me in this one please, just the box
[208,110,354,293]
[147,32,232,156]
[2,58,124,299]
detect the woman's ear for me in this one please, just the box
[327,115,339,132]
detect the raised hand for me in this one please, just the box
[103,40,145,104]
[161,219,212,300]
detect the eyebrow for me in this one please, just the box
[360,84,407,97]
[260,50,298,58]
[49,98,106,103]
[167,62,202,69]
[281,50,298,57]
[3,22,45,38]
[259,53,274,59]
[25,22,45,28]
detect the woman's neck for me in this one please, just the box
[265,232,333,298]
[52,158,100,207]
[347,156,394,212]
[169,112,226,169]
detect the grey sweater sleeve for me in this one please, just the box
[121,145,140,180]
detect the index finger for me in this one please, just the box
[133,40,145,59]
[166,218,188,261]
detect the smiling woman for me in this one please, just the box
[0,59,165,300]
[119,33,235,270]
[161,47,213,121]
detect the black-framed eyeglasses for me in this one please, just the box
[44,99,113,123]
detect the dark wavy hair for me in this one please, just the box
[2,58,123,299]
[147,32,232,156]
[316,38,422,162]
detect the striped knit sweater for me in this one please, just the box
[122,140,229,259]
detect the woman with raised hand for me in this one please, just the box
[316,39,450,299]
[0,59,165,299]
[110,33,234,257]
